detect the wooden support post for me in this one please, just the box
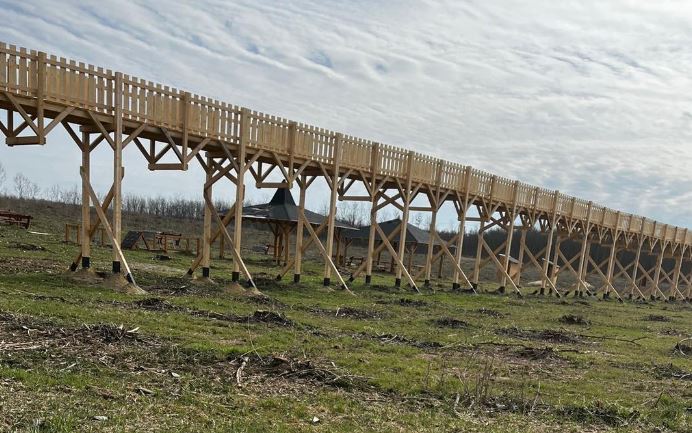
[232,109,250,282]
[575,201,593,296]
[201,155,213,279]
[112,72,123,275]
[424,205,437,287]
[395,151,414,288]
[540,190,560,295]
[424,160,443,288]
[550,234,562,291]
[80,168,138,288]
[516,228,527,285]
[294,175,307,283]
[76,131,91,271]
[602,213,622,300]
[603,242,617,300]
[36,51,45,143]
[671,254,683,301]
[323,133,342,286]
[652,249,665,300]
[629,239,644,299]
[499,181,520,293]
[453,166,472,290]
[473,215,486,288]
[364,144,380,285]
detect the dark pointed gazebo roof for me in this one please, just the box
[240,188,356,230]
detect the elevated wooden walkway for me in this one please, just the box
[1,41,689,300]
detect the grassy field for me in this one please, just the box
[0,213,690,432]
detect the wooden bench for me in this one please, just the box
[0,210,32,229]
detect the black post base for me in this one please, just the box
[365,275,372,285]
[323,277,331,286]
[424,279,430,287]
[539,287,545,295]
[81,257,90,269]
[452,282,460,291]
[293,274,301,283]
[202,267,210,278]
[69,262,78,272]
[112,261,121,274]
[394,278,401,288]
[232,271,240,282]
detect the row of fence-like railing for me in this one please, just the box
[1,43,689,245]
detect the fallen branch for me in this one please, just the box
[236,356,249,386]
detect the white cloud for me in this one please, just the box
[1,0,692,229]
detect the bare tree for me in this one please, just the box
[14,173,40,199]
[0,161,6,194]
[338,201,367,227]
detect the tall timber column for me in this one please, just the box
[395,151,414,288]
[540,190,560,295]
[365,144,380,285]
[79,131,91,270]
[452,166,472,290]
[424,161,444,287]
[112,72,123,275]
[233,108,249,282]
[323,133,342,286]
[201,155,213,279]
[499,181,520,294]
[575,201,593,297]
[671,253,682,301]
[294,175,307,283]
[424,203,438,287]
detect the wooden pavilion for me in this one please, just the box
[221,188,357,267]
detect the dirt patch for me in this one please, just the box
[0,257,63,274]
[8,242,46,251]
[514,346,561,360]
[559,314,591,326]
[0,313,148,348]
[475,308,504,318]
[653,363,691,380]
[497,326,581,344]
[433,317,470,329]
[130,298,293,327]
[134,297,179,311]
[643,314,671,322]
[673,340,691,356]
[250,310,293,326]
[397,298,428,307]
[235,355,368,390]
[660,327,686,337]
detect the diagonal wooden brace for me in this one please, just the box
[80,168,136,286]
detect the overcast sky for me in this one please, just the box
[1,0,692,230]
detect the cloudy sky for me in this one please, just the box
[1,0,692,229]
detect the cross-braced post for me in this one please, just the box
[112,72,124,275]
[79,130,91,271]
[394,151,414,288]
[323,133,342,287]
[201,154,213,279]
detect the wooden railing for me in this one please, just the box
[0,41,689,246]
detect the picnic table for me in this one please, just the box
[0,210,32,229]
